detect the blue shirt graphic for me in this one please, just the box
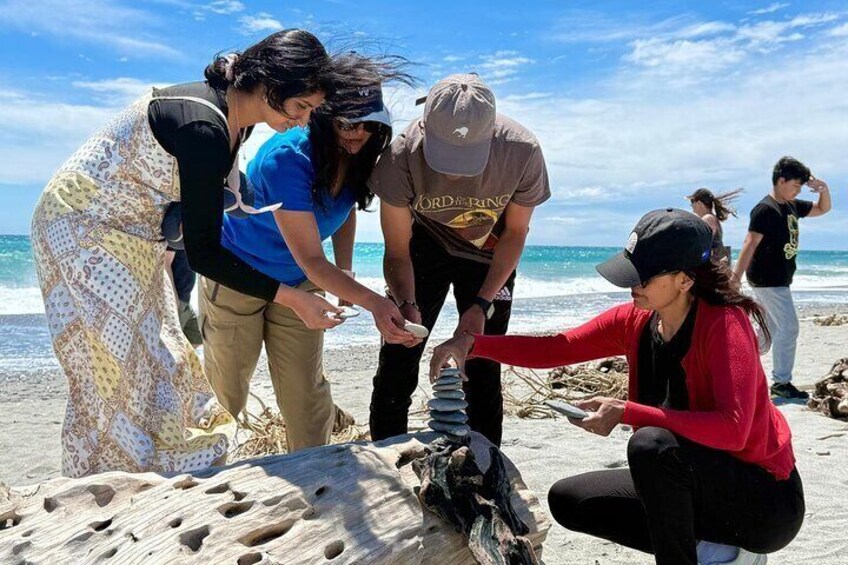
[222,128,356,287]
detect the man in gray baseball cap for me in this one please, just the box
[367,73,551,446]
[422,73,496,176]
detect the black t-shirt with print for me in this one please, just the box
[746,195,813,287]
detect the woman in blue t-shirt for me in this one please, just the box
[200,72,414,451]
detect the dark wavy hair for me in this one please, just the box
[772,156,811,186]
[204,29,334,112]
[689,187,744,222]
[688,260,771,347]
[307,52,416,212]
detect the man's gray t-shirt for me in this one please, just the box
[369,114,551,263]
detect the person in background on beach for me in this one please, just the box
[431,209,804,565]
[165,249,202,348]
[201,58,416,452]
[686,187,743,266]
[368,73,551,446]
[29,29,366,477]
[733,157,832,400]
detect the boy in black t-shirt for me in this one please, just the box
[733,157,832,399]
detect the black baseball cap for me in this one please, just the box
[596,208,713,288]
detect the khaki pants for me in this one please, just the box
[199,277,333,452]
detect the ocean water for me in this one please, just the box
[2,235,847,375]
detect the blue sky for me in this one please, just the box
[1,0,847,249]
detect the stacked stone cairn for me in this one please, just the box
[428,367,471,439]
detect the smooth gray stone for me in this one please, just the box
[428,398,468,412]
[429,410,468,423]
[434,375,463,386]
[429,419,470,436]
[439,368,463,379]
[433,382,462,392]
[434,389,465,400]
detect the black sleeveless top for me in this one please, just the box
[149,82,279,301]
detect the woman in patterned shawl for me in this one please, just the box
[29,29,355,477]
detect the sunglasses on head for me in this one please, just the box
[335,119,382,133]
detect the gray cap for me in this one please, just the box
[423,73,495,176]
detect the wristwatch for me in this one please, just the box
[398,299,419,311]
[471,296,495,320]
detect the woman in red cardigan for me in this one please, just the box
[430,209,804,565]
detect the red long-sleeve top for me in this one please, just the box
[472,301,796,480]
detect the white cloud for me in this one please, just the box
[675,21,737,38]
[830,22,848,36]
[502,92,553,102]
[551,13,690,44]
[749,3,790,16]
[443,55,464,62]
[479,50,535,84]
[490,31,848,247]
[736,13,839,46]
[622,11,845,81]
[0,0,180,59]
[0,89,118,185]
[239,12,283,34]
[207,0,243,14]
[626,37,744,74]
[72,78,168,106]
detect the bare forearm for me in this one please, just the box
[331,212,356,271]
[733,244,755,280]
[477,229,527,301]
[817,189,832,213]
[301,258,379,308]
[384,255,416,303]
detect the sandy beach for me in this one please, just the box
[2,302,847,564]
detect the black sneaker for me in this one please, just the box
[770,383,809,400]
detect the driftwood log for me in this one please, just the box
[0,432,548,564]
[808,358,848,419]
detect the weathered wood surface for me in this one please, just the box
[0,432,549,564]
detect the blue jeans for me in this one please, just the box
[753,286,799,385]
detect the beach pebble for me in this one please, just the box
[429,410,468,424]
[434,375,463,387]
[403,321,429,338]
[434,389,465,400]
[429,419,471,436]
[428,398,468,412]
[433,382,463,392]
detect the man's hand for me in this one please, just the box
[386,302,424,348]
[454,304,486,338]
[807,177,829,194]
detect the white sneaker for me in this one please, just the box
[697,543,767,565]
[728,549,767,565]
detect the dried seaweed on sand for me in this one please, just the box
[813,313,848,327]
[232,393,369,460]
[503,358,629,419]
[808,358,848,420]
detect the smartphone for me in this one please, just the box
[544,399,590,420]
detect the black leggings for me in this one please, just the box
[548,427,805,565]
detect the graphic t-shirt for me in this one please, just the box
[221,128,356,287]
[746,195,813,287]
[368,114,551,263]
